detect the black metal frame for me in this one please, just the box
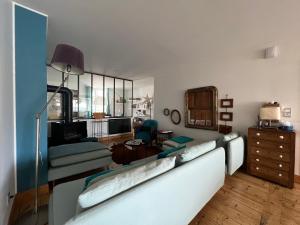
[48,65,133,119]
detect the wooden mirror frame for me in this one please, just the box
[185,86,218,130]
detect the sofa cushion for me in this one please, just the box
[49,142,109,159]
[177,140,216,163]
[78,156,176,208]
[157,145,186,159]
[50,149,112,167]
[216,132,239,148]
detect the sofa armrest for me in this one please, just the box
[226,137,244,175]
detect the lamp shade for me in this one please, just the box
[260,106,281,121]
[50,44,84,75]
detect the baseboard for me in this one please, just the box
[295,175,300,184]
[4,196,14,225]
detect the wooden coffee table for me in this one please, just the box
[110,142,161,165]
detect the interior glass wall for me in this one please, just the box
[104,77,114,116]
[47,66,133,119]
[92,75,104,114]
[79,73,92,118]
[124,80,133,117]
[115,79,124,117]
[64,74,79,119]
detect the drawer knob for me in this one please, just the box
[256,141,260,145]
[256,167,260,170]
[279,135,284,139]
[279,173,282,177]
[279,145,283,149]
[279,164,283,168]
[256,158,260,162]
[256,150,260,153]
[256,133,261,136]
[279,154,283,159]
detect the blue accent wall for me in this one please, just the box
[15,5,48,192]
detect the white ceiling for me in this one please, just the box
[16,0,300,79]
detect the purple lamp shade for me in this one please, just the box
[50,44,84,75]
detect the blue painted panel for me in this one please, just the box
[15,5,47,192]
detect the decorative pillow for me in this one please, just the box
[78,156,176,208]
[177,140,216,163]
[169,136,194,144]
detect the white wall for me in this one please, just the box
[0,0,15,224]
[154,5,300,176]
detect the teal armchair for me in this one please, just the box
[135,119,158,145]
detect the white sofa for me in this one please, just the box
[49,147,225,225]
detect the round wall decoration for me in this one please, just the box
[163,108,170,116]
[170,109,181,125]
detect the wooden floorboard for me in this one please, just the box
[189,172,300,225]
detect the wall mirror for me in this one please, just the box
[185,86,218,130]
[171,109,181,125]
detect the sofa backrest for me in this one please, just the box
[64,147,225,225]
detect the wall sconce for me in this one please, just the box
[265,46,280,58]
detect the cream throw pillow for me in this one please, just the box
[78,156,176,208]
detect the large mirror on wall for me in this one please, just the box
[185,86,218,130]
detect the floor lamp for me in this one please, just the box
[34,44,84,223]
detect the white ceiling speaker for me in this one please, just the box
[265,46,280,58]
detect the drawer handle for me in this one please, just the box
[279,145,283,149]
[279,173,282,177]
[279,154,283,159]
[256,133,261,136]
[256,141,260,145]
[279,164,283,168]
[279,135,284,139]
[256,167,260,170]
[256,158,260,162]
[256,150,260,153]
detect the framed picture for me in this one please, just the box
[163,108,170,116]
[220,99,233,108]
[220,112,233,121]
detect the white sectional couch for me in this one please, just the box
[49,133,244,225]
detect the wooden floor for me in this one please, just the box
[189,172,300,225]
[10,172,300,225]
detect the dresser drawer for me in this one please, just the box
[249,139,290,152]
[249,129,291,143]
[249,147,290,162]
[250,164,289,186]
[250,156,290,172]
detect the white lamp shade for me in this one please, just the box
[260,106,281,120]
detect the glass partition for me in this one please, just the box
[115,79,124,117]
[124,80,133,117]
[104,77,114,116]
[47,66,133,119]
[79,73,92,118]
[92,75,104,114]
[64,74,79,119]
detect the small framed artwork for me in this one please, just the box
[220,99,233,108]
[220,112,233,121]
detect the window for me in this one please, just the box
[79,73,92,118]
[104,77,114,116]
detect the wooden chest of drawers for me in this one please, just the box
[247,127,295,188]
